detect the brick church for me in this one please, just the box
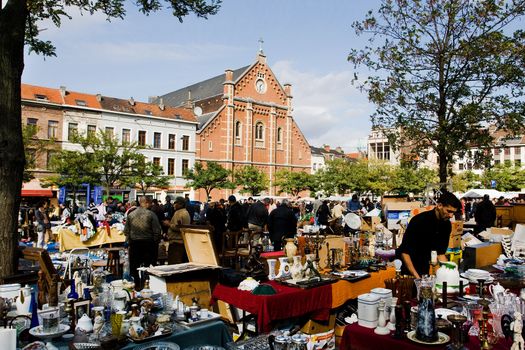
[159,51,311,200]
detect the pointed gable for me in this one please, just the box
[233,59,288,105]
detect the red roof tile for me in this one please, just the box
[21,84,63,104]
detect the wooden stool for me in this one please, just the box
[106,248,123,278]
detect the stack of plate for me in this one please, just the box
[460,269,493,283]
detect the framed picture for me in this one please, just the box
[73,299,90,323]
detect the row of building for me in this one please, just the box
[22,50,522,203]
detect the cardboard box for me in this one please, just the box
[448,234,461,249]
[300,314,336,335]
[306,329,335,350]
[463,242,502,269]
[384,202,422,230]
[361,216,381,231]
[448,221,464,249]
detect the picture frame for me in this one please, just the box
[73,299,90,323]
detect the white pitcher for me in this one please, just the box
[15,285,31,315]
[489,282,508,297]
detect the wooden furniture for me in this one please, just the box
[220,229,255,270]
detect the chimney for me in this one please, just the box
[323,144,331,152]
[184,91,193,110]
[59,86,67,97]
[284,83,292,97]
[129,97,135,106]
[159,97,165,111]
[225,69,233,82]
[96,94,102,102]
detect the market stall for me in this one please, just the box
[57,226,125,251]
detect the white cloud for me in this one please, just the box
[273,60,374,152]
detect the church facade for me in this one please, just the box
[160,52,311,200]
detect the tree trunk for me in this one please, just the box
[438,154,448,186]
[0,1,27,281]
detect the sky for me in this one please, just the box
[23,0,380,152]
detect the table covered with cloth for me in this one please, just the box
[211,280,332,333]
[51,320,232,349]
[340,323,512,350]
[57,226,125,251]
[331,267,396,308]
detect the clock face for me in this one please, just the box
[255,79,266,94]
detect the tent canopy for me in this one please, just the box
[461,189,523,199]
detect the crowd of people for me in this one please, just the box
[19,190,523,289]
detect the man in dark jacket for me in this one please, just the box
[474,194,496,234]
[227,195,246,232]
[268,199,298,250]
[247,198,269,233]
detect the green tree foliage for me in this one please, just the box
[481,163,525,191]
[42,150,100,199]
[123,155,171,196]
[22,124,54,182]
[74,130,145,195]
[184,161,234,200]
[274,170,314,197]
[451,170,481,192]
[366,160,394,196]
[390,166,438,195]
[349,0,525,184]
[234,165,268,196]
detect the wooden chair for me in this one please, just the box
[221,230,242,268]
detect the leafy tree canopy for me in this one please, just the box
[234,165,269,196]
[274,169,314,197]
[73,130,145,195]
[122,155,171,196]
[481,163,525,191]
[184,161,234,200]
[24,0,222,57]
[349,0,525,184]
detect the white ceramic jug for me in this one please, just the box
[76,313,93,333]
[15,285,31,315]
[489,282,508,297]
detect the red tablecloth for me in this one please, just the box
[340,323,512,350]
[211,280,332,332]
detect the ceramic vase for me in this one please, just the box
[285,238,297,259]
[291,256,304,281]
[267,259,277,280]
[276,257,291,279]
[67,279,79,300]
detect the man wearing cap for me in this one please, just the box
[167,197,191,264]
[123,196,162,289]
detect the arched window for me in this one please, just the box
[277,127,282,143]
[255,122,264,140]
[235,121,241,138]
[255,122,264,148]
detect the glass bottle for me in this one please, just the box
[415,276,438,342]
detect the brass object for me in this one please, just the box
[478,298,492,349]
